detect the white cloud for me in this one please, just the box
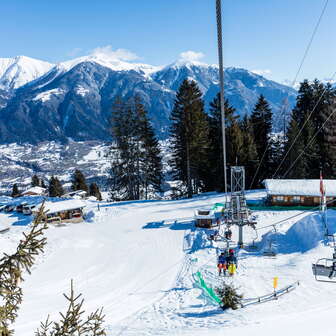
[251,69,272,77]
[179,51,205,62]
[90,45,139,61]
[67,48,83,57]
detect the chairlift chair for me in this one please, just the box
[312,249,336,283]
[263,237,277,257]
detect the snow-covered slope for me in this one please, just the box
[0,56,54,91]
[0,192,336,335]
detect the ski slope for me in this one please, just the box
[0,193,336,335]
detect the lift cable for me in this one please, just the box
[249,0,329,188]
[272,71,336,179]
[281,102,336,178]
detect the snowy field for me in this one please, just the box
[1,192,336,335]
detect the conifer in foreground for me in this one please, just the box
[36,280,105,336]
[0,203,48,335]
[215,282,243,310]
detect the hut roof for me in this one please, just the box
[21,186,47,196]
[264,179,336,197]
[35,199,86,215]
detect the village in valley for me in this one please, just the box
[1,1,336,336]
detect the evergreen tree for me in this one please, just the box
[41,179,46,188]
[109,96,163,200]
[207,93,239,191]
[71,169,88,192]
[89,182,102,201]
[48,176,64,197]
[11,183,20,197]
[216,282,243,310]
[282,79,336,179]
[250,94,273,185]
[169,80,210,197]
[239,115,259,188]
[31,174,40,187]
[36,281,105,336]
[0,204,48,335]
[135,97,163,198]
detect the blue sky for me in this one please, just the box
[1,0,334,83]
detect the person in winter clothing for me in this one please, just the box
[225,228,232,240]
[226,249,237,276]
[217,252,227,276]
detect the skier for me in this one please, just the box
[217,252,227,276]
[226,249,237,276]
[225,228,232,240]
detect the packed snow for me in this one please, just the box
[0,192,335,336]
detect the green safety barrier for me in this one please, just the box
[211,203,224,210]
[194,271,222,305]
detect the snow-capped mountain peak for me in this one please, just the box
[59,54,162,77]
[0,56,54,90]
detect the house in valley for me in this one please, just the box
[33,199,86,224]
[264,179,336,207]
[21,186,47,197]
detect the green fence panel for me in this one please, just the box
[195,271,222,305]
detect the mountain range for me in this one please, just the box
[0,55,297,143]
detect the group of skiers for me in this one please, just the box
[217,249,237,276]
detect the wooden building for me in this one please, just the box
[21,186,47,197]
[33,200,86,224]
[194,203,225,228]
[264,179,336,207]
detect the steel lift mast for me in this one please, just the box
[228,166,256,248]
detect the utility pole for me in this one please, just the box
[215,0,227,199]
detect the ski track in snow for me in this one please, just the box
[0,193,336,335]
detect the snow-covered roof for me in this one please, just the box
[264,179,336,197]
[35,199,86,215]
[21,186,47,195]
[194,209,215,219]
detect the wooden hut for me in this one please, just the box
[33,200,86,224]
[264,179,336,207]
[21,186,47,197]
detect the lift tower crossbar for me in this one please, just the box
[228,166,256,248]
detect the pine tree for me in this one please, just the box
[41,179,46,188]
[89,183,102,201]
[283,119,306,178]
[282,79,336,179]
[169,80,210,197]
[207,93,238,191]
[216,282,243,310]
[135,96,163,198]
[11,184,20,197]
[239,115,259,188]
[48,176,64,197]
[250,94,273,185]
[0,203,48,335]
[71,170,88,192]
[109,96,163,200]
[31,174,40,187]
[36,281,105,336]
